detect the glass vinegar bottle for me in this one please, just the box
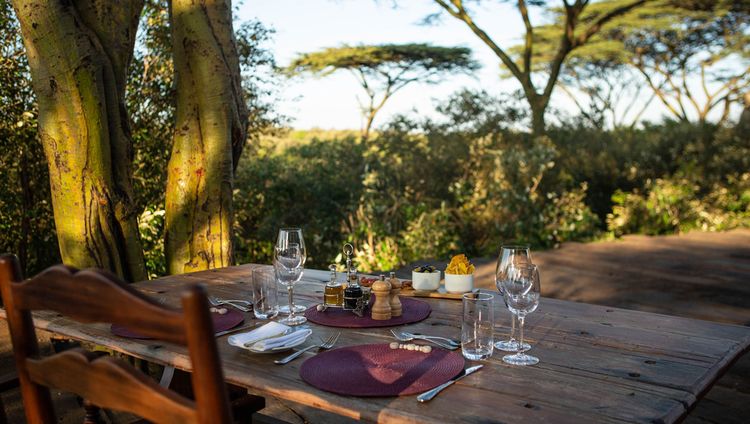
[343,266,363,310]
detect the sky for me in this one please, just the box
[236,0,739,131]
[237,0,541,130]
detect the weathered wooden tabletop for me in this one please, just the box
[4,264,750,423]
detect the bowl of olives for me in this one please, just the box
[412,265,441,291]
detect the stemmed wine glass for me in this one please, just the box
[274,228,307,326]
[495,245,532,352]
[502,263,540,366]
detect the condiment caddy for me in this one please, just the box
[318,244,405,319]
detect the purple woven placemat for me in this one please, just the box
[111,309,244,339]
[303,297,431,328]
[300,343,465,397]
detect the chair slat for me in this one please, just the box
[26,349,198,424]
[0,254,236,424]
[12,265,186,344]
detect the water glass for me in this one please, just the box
[251,267,278,320]
[461,292,494,360]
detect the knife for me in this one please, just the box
[416,365,483,402]
[214,322,262,338]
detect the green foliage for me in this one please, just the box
[607,173,750,235]
[607,125,750,235]
[0,2,59,275]
[138,206,166,279]
[233,132,367,267]
[233,89,747,272]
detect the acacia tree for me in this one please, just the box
[10,0,247,279]
[165,0,248,274]
[617,2,750,124]
[428,0,651,135]
[10,0,147,281]
[286,43,479,139]
[530,0,750,125]
[555,62,656,128]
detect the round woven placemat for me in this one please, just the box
[111,309,244,339]
[300,343,464,397]
[303,297,430,328]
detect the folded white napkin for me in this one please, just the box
[250,329,312,351]
[228,322,290,348]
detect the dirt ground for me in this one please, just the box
[1,229,749,423]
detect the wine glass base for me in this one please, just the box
[494,340,531,352]
[278,315,307,326]
[502,353,539,366]
[278,304,307,314]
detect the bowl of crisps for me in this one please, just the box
[444,254,475,293]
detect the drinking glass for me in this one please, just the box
[495,245,532,352]
[276,228,307,314]
[461,292,494,360]
[502,264,540,366]
[251,267,278,320]
[274,228,307,326]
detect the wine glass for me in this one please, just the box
[502,264,540,366]
[274,228,307,325]
[495,245,532,352]
[276,228,307,314]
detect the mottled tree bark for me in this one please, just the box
[166,0,247,274]
[11,0,146,281]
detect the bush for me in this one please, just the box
[607,173,750,236]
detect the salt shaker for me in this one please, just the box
[388,271,402,317]
[371,274,392,320]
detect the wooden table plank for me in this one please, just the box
[2,264,748,423]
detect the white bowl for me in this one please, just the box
[444,273,474,293]
[412,270,441,291]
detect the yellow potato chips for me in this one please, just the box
[446,254,475,275]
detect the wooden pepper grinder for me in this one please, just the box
[371,274,392,320]
[388,271,402,317]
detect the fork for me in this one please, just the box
[208,296,251,313]
[401,331,460,347]
[274,332,340,365]
[390,330,458,350]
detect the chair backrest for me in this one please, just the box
[0,254,233,424]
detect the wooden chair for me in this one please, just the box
[0,254,236,424]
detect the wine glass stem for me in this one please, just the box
[517,315,526,355]
[287,286,295,319]
[509,314,517,342]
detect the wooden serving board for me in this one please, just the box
[358,274,466,300]
[398,286,465,300]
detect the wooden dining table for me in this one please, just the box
[3,263,749,423]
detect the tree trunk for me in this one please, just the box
[530,105,547,137]
[528,94,548,137]
[166,0,248,274]
[11,0,146,282]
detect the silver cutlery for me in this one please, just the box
[208,296,251,312]
[216,298,252,305]
[401,331,460,347]
[416,365,483,402]
[390,330,458,350]
[274,332,340,365]
[214,323,262,337]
